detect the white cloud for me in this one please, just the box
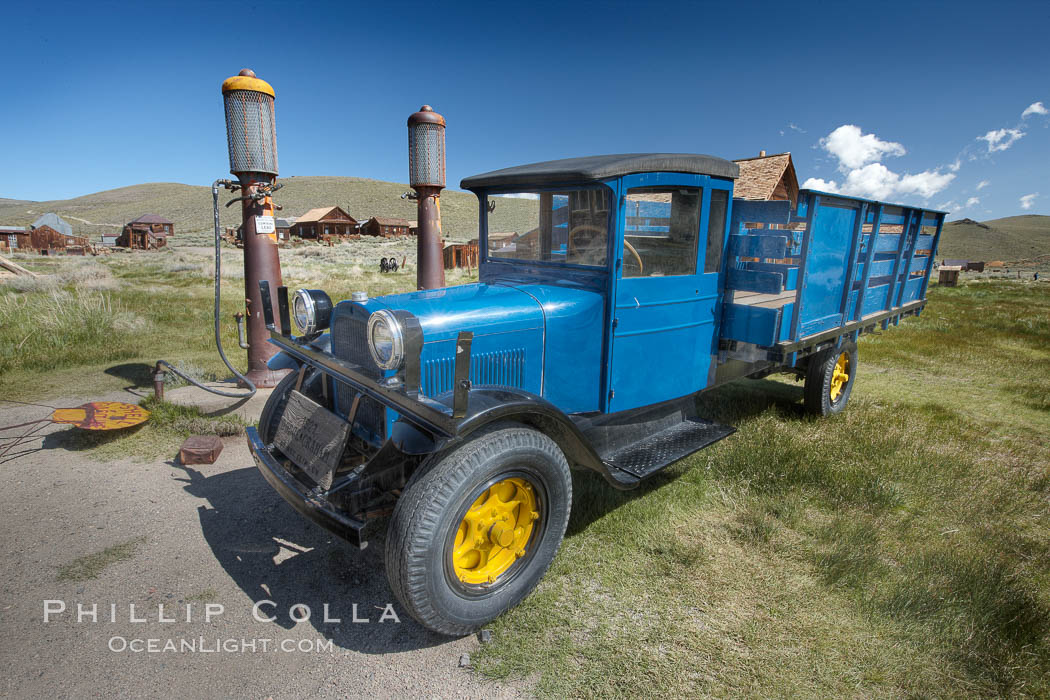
[802,165,954,201]
[788,123,805,133]
[948,159,961,172]
[965,197,980,208]
[820,124,906,171]
[937,200,957,211]
[1022,101,1048,118]
[806,124,955,202]
[1020,193,1039,210]
[496,193,540,199]
[976,180,990,190]
[978,128,1024,152]
[801,177,840,193]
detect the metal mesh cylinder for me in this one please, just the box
[408,108,445,188]
[224,89,278,176]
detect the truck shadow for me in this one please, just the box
[566,378,805,537]
[174,464,450,653]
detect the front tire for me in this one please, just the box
[804,342,857,416]
[385,425,572,636]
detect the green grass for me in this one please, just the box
[57,536,147,582]
[473,279,1050,697]
[0,246,478,401]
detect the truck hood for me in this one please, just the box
[371,282,543,343]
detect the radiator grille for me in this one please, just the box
[422,348,526,397]
[330,312,386,441]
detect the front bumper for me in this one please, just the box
[246,426,369,549]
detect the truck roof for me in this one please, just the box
[461,153,739,190]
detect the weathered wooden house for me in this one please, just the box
[733,152,800,206]
[361,216,410,237]
[275,217,297,242]
[291,207,357,239]
[32,213,74,238]
[118,214,174,249]
[0,226,26,251]
[2,225,89,253]
[443,239,479,270]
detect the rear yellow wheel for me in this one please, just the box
[829,352,851,402]
[452,477,540,585]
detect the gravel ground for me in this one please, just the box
[0,393,526,699]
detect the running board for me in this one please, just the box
[602,418,736,480]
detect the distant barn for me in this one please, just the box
[444,239,479,270]
[292,207,357,239]
[118,214,174,249]
[2,224,88,253]
[361,216,410,237]
[32,213,74,238]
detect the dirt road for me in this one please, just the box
[0,393,524,698]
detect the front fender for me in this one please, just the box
[419,387,639,490]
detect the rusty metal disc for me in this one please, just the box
[50,402,150,430]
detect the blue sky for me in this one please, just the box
[2,0,1047,219]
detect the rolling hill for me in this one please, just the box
[0,177,496,245]
[1,178,1047,261]
[937,214,1050,262]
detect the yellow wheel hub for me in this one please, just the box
[830,352,850,402]
[452,477,539,585]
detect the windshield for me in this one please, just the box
[484,188,610,267]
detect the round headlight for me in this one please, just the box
[367,309,405,370]
[292,289,332,335]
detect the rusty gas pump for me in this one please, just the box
[221,69,288,388]
[407,105,446,290]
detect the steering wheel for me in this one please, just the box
[568,224,643,274]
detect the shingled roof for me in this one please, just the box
[733,152,799,204]
[296,206,356,224]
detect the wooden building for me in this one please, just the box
[275,217,297,242]
[1,225,89,253]
[733,152,800,206]
[361,216,410,237]
[118,214,174,249]
[32,213,74,238]
[443,239,479,270]
[291,207,357,239]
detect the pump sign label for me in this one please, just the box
[255,215,276,235]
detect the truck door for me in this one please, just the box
[606,173,730,412]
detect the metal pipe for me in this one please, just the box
[239,174,287,387]
[415,185,445,289]
[234,312,249,349]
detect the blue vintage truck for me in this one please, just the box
[247,153,944,635]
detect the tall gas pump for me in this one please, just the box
[221,69,288,388]
[407,105,446,290]
[155,69,288,399]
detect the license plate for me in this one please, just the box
[272,390,350,490]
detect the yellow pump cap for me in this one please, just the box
[221,69,275,98]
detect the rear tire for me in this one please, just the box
[385,426,572,636]
[804,342,857,416]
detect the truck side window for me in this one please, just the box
[705,189,728,274]
[623,187,701,277]
[486,189,610,267]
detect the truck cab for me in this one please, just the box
[247,153,943,636]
